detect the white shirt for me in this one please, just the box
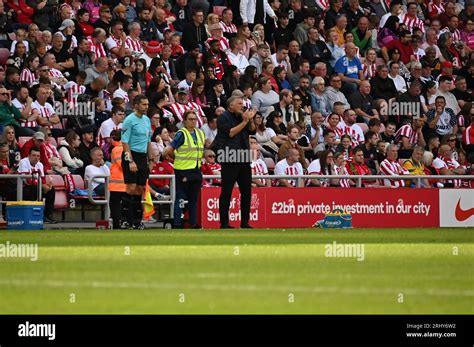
[251,158,269,185]
[177,79,193,91]
[201,123,217,142]
[18,158,44,177]
[227,51,250,74]
[113,87,129,103]
[97,118,122,145]
[274,159,304,186]
[31,101,56,129]
[270,53,289,71]
[388,74,408,94]
[84,164,110,190]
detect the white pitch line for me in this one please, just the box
[0,278,473,297]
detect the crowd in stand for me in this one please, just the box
[0,0,474,222]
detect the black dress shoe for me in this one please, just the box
[220,224,234,229]
[241,224,253,229]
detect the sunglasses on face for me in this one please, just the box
[207,155,216,158]
[0,92,9,96]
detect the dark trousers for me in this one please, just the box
[23,185,55,218]
[219,163,252,227]
[174,169,201,227]
[109,191,125,228]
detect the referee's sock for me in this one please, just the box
[133,195,144,227]
[123,193,134,226]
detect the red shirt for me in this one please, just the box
[201,162,222,186]
[385,39,414,64]
[79,21,95,37]
[149,160,174,188]
[7,0,34,25]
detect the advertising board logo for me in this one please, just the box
[455,198,474,222]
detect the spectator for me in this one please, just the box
[58,130,84,174]
[332,151,352,187]
[248,43,271,75]
[308,149,334,187]
[310,77,330,118]
[1,126,21,167]
[181,9,208,52]
[324,74,350,111]
[335,42,363,94]
[379,144,410,187]
[277,124,308,170]
[427,95,458,138]
[251,77,279,115]
[335,134,353,161]
[362,130,379,174]
[274,147,304,187]
[201,149,222,186]
[380,121,397,144]
[314,128,338,155]
[250,136,271,187]
[84,147,109,196]
[255,111,285,158]
[432,144,466,186]
[350,80,379,123]
[402,145,429,187]
[294,11,315,46]
[18,146,56,223]
[227,38,250,74]
[201,115,217,146]
[346,145,378,186]
[301,28,331,69]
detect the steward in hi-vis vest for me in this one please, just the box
[108,130,127,229]
[164,110,205,229]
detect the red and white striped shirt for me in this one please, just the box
[31,101,56,129]
[432,156,462,187]
[169,102,205,127]
[20,67,36,86]
[380,159,409,187]
[428,2,444,17]
[43,142,61,161]
[206,36,230,52]
[125,36,143,56]
[334,164,351,188]
[251,159,269,186]
[400,14,425,33]
[362,62,377,80]
[12,98,37,128]
[440,27,461,43]
[65,81,86,106]
[49,68,65,80]
[395,124,418,146]
[315,0,329,11]
[87,37,107,58]
[219,21,237,35]
[337,122,364,147]
[462,123,474,145]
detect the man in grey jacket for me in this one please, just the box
[249,44,271,75]
[324,74,350,111]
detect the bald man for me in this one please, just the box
[334,42,364,94]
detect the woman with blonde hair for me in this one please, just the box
[1,126,21,168]
[206,13,220,36]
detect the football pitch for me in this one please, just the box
[0,228,472,314]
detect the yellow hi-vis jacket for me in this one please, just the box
[174,127,205,170]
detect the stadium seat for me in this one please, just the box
[357,123,369,133]
[54,191,69,210]
[19,136,32,147]
[72,175,85,190]
[49,175,66,190]
[0,48,10,65]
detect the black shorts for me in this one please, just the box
[122,151,149,186]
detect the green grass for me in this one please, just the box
[0,228,473,314]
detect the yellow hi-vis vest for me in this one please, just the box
[174,127,205,170]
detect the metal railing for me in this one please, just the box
[16,172,468,224]
[0,173,42,204]
[203,174,474,188]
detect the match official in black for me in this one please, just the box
[214,95,257,229]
